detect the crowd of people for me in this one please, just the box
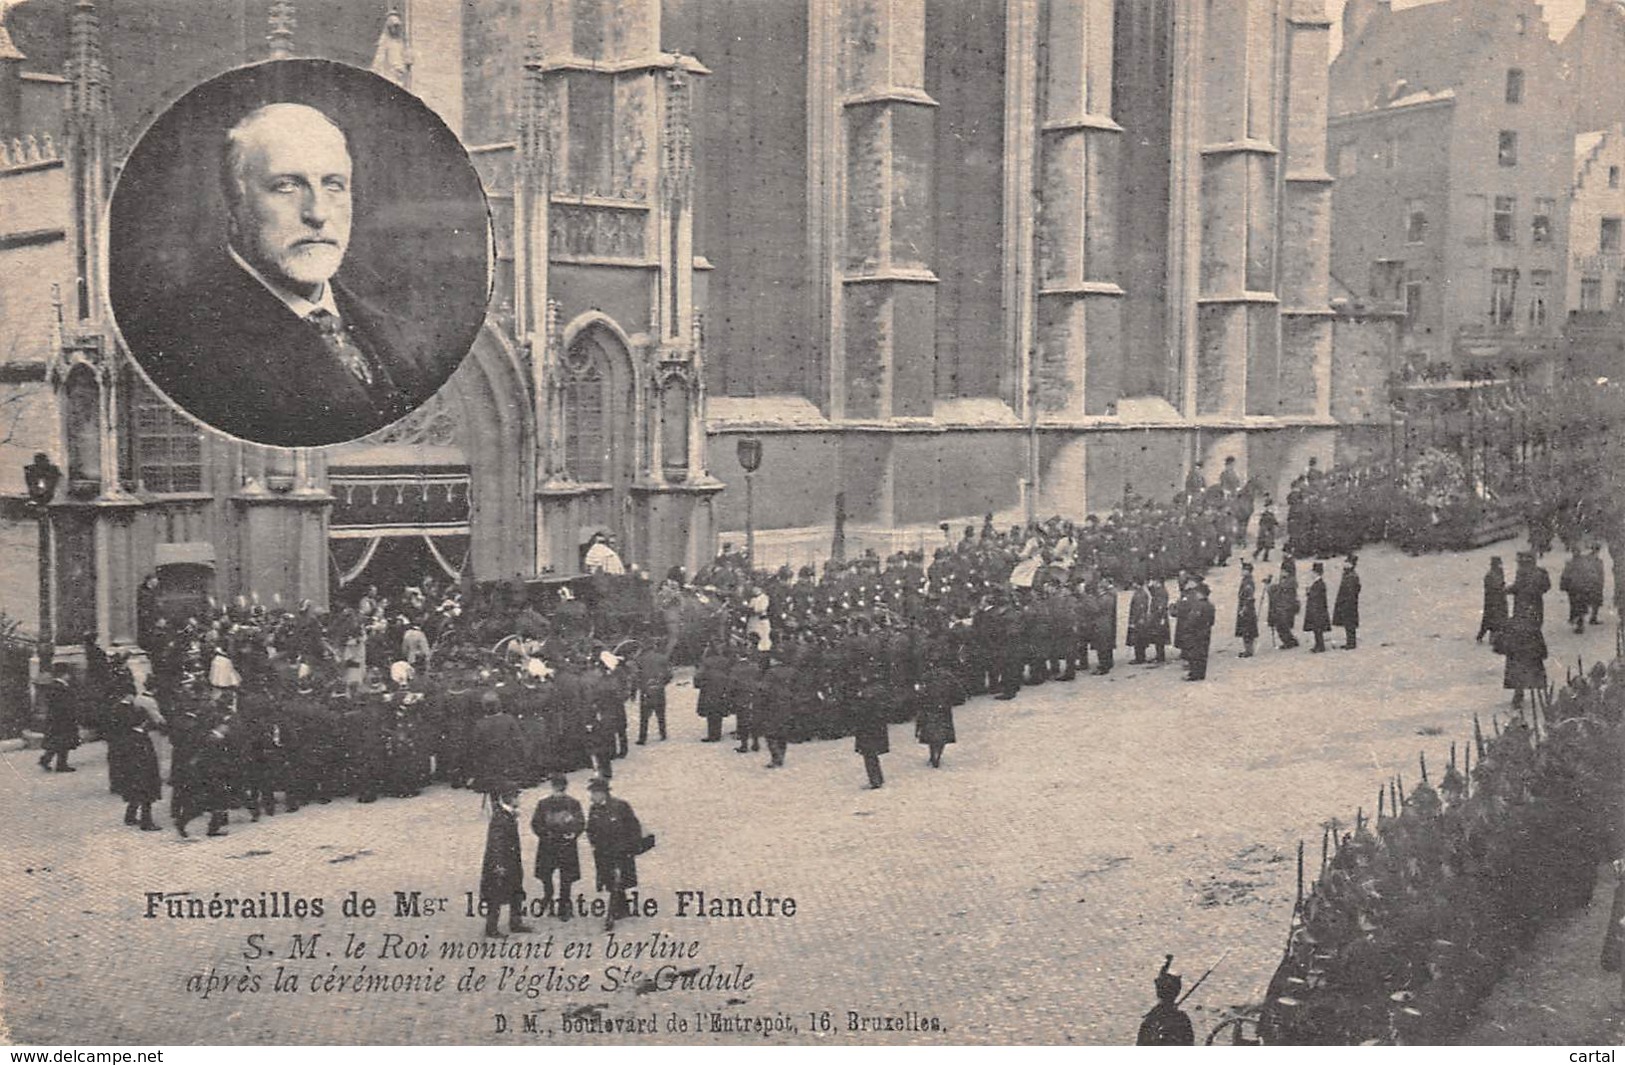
[35,461,1351,827]
[1257,657,1623,1045]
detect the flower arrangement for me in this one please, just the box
[1401,447,1469,511]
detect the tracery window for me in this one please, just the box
[562,339,609,483]
[136,390,202,493]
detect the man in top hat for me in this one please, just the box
[585,776,645,931]
[1332,555,1361,650]
[1136,955,1195,1045]
[1303,562,1332,653]
[531,773,585,921]
[479,780,533,938]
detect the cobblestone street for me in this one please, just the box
[1,541,1616,1045]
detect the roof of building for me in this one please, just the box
[1331,0,1548,116]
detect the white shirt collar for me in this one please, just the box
[227,245,340,319]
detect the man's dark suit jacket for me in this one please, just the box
[118,252,434,447]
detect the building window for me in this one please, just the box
[1505,69,1524,104]
[1602,217,1623,254]
[1529,269,1550,328]
[1384,136,1399,170]
[1497,131,1518,167]
[1615,279,1625,310]
[136,392,202,494]
[1404,270,1424,330]
[1493,196,1516,243]
[1611,166,1622,189]
[1581,278,1603,311]
[1490,269,1518,326]
[1532,198,1553,244]
[1405,199,1428,243]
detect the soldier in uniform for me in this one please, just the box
[1235,562,1259,657]
[731,653,762,754]
[530,773,585,921]
[1254,503,1279,562]
[1182,584,1216,682]
[479,780,534,938]
[1146,579,1172,663]
[1304,561,1332,653]
[584,672,620,780]
[1136,956,1195,1046]
[586,776,646,931]
[1090,578,1118,675]
[1268,567,1300,649]
[634,644,671,744]
[1126,579,1154,665]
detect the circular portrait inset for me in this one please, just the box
[109,59,491,448]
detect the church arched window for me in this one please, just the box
[562,336,609,483]
[134,384,202,494]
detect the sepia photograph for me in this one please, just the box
[107,57,493,448]
[0,0,1622,1051]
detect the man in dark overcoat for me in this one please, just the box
[1182,584,1216,681]
[914,660,960,769]
[694,644,731,742]
[1508,550,1551,626]
[851,682,892,789]
[634,645,672,745]
[586,777,645,931]
[1332,556,1361,650]
[1303,561,1332,653]
[530,773,585,921]
[37,663,80,773]
[1235,562,1259,657]
[469,690,524,797]
[479,780,533,937]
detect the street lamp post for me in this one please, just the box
[736,438,763,569]
[23,452,62,677]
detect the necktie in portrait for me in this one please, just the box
[307,308,375,387]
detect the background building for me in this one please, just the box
[0,0,1391,662]
[1329,0,1571,373]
